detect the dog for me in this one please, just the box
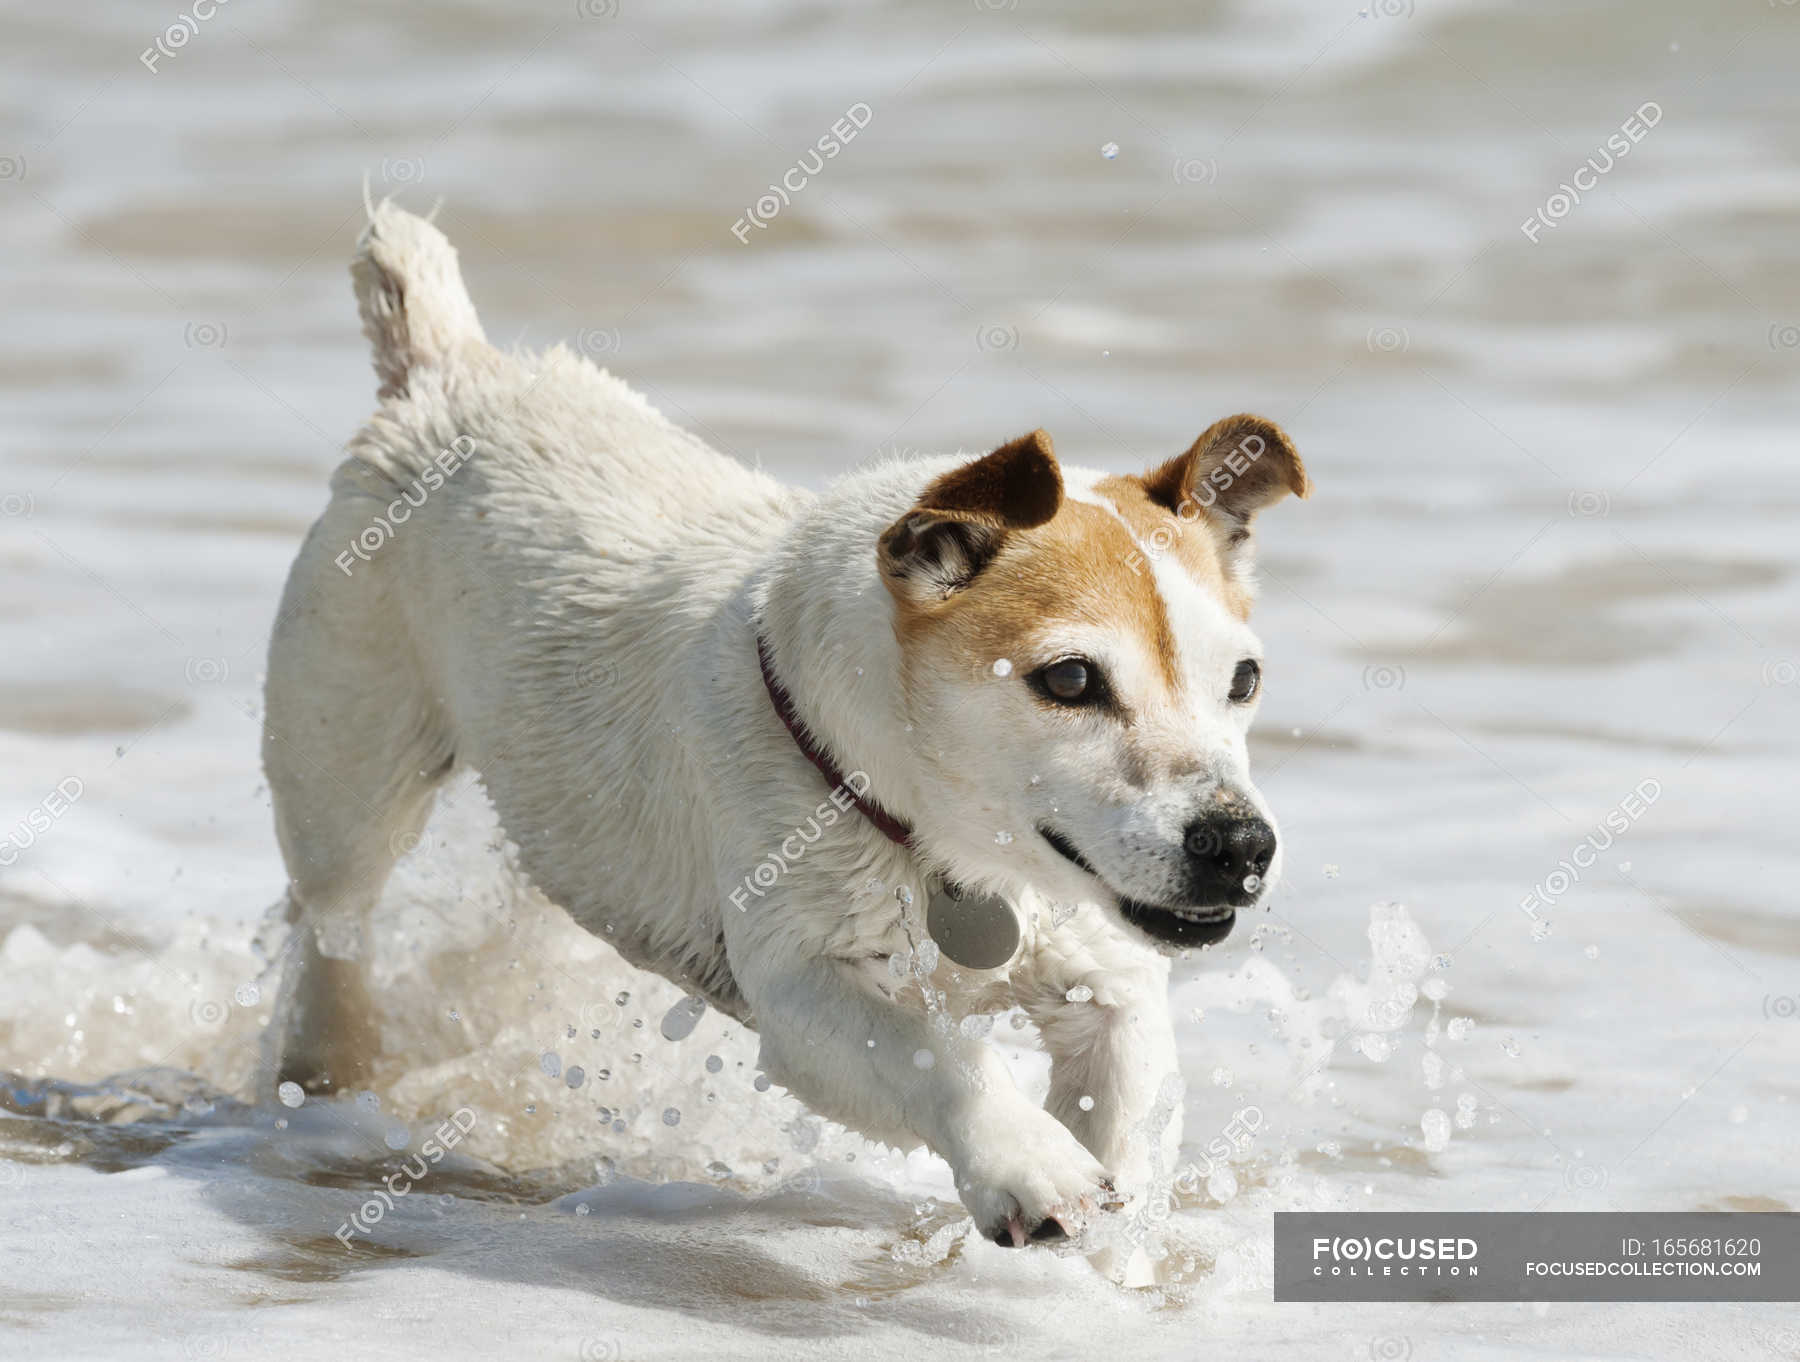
[261,202,1309,1255]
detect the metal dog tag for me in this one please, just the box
[926,880,1021,971]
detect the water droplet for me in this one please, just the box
[1065,984,1094,1003]
[660,996,707,1042]
[614,991,630,1007]
[1078,1095,1095,1111]
[356,1090,381,1113]
[575,1202,590,1216]
[1206,1166,1237,1203]
[1099,141,1119,159]
[705,1054,724,1073]
[524,1103,537,1115]
[448,1009,461,1022]
[540,1051,562,1078]
[1242,873,1262,894]
[234,983,260,1007]
[994,830,1014,845]
[1432,953,1452,971]
[912,1048,936,1070]
[596,1068,610,1081]
[276,1082,304,1108]
[565,1065,585,1089]
[662,1107,681,1127]
[1500,1036,1521,1058]
[1421,1050,1445,1089]
[754,1074,771,1092]
[1421,1108,1452,1151]
[992,658,1013,677]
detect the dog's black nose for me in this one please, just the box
[1183,812,1276,899]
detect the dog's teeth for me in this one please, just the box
[1166,906,1233,924]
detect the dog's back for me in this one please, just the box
[343,201,793,569]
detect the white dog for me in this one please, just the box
[262,203,1309,1253]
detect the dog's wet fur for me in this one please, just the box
[262,203,1309,1268]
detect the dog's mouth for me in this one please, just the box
[1037,825,1237,948]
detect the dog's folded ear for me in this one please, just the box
[878,429,1063,603]
[1139,414,1308,576]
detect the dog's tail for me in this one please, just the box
[351,193,486,401]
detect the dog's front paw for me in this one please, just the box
[951,1106,1126,1248]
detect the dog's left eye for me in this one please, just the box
[1229,658,1261,703]
[1031,658,1104,706]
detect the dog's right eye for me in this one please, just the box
[1229,658,1261,704]
[1031,658,1105,706]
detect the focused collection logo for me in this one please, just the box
[1309,1235,1481,1278]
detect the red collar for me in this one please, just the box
[756,634,914,848]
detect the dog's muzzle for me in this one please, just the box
[1038,825,1241,948]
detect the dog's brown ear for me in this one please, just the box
[879,429,1062,603]
[1140,414,1308,575]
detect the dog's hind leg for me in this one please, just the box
[255,198,484,1100]
[260,512,453,1097]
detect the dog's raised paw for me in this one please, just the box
[955,1107,1121,1248]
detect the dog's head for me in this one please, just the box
[878,417,1309,950]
